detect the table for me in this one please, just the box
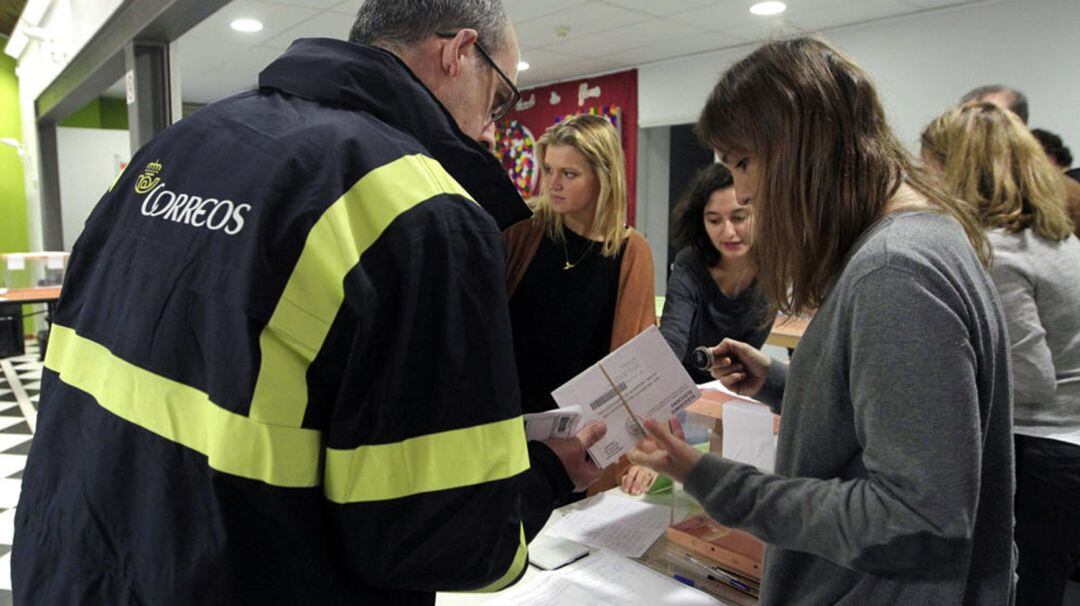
[764,314,810,350]
[436,488,758,606]
[0,286,62,305]
[0,286,62,358]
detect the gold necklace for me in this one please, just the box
[561,236,593,270]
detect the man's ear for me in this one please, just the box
[440,28,480,78]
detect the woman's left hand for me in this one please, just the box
[620,465,658,496]
[627,417,703,484]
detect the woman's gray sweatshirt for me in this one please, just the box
[685,211,1016,605]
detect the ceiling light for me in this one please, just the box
[518,61,530,71]
[750,1,787,16]
[230,18,264,33]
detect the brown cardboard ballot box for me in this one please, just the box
[673,388,782,585]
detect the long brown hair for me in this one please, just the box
[533,114,628,257]
[696,37,988,316]
[921,103,1072,240]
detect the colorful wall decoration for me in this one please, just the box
[493,69,638,225]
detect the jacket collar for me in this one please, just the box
[258,38,530,231]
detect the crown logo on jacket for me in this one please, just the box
[134,160,163,194]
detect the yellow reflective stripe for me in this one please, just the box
[249,154,474,427]
[44,324,322,488]
[474,525,528,593]
[324,416,529,503]
[109,165,126,192]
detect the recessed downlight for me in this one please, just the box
[518,60,530,71]
[230,18,264,33]
[750,1,787,16]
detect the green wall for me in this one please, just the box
[0,53,29,264]
[60,96,129,130]
[0,48,33,335]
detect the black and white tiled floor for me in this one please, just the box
[0,341,40,606]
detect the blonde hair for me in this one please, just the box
[696,37,989,317]
[533,114,628,257]
[922,103,1072,241]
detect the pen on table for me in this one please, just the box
[683,554,759,593]
[707,573,756,595]
[672,574,696,587]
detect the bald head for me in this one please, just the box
[349,0,511,56]
[960,85,1029,124]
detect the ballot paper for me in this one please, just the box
[552,326,700,468]
[544,493,672,558]
[523,406,582,441]
[480,549,720,606]
[721,402,777,472]
[698,379,762,404]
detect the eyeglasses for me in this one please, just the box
[437,32,521,122]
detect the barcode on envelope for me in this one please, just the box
[588,381,628,411]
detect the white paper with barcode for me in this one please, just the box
[523,406,582,441]
[551,326,700,468]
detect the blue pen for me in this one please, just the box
[673,574,696,587]
[708,573,755,594]
[683,554,759,594]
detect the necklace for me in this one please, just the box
[561,236,593,270]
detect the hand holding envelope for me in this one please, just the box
[549,327,700,469]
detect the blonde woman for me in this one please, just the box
[626,38,1014,603]
[923,102,1080,606]
[505,113,656,495]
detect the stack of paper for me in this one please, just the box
[480,549,722,605]
[545,493,671,558]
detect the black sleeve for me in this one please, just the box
[520,441,575,541]
[659,257,699,364]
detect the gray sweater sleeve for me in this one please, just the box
[757,359,787,413]
[684,265,982,575]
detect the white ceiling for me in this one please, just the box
[107,0,985,104]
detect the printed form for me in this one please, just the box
[552,326,700,468]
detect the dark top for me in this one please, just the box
[510,225,623,413]
[660,248,774,383]
[14,39,555,605]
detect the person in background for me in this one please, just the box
[628,37,1014,604]
[12,1,608,602]
[922,102,1080,606]
[1031,127,1074,173]
[1031,129,1080,237]
[960,83,1029,123]
[660,163,774,385]
[962,85,1080,237]
[505,113,657,495]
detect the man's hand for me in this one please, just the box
[543,421,607,492]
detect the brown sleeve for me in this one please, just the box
[504,217,544,297]
[608,229,658,351]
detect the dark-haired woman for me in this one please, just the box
[627,37,1014,603]
[660,163,773,384]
